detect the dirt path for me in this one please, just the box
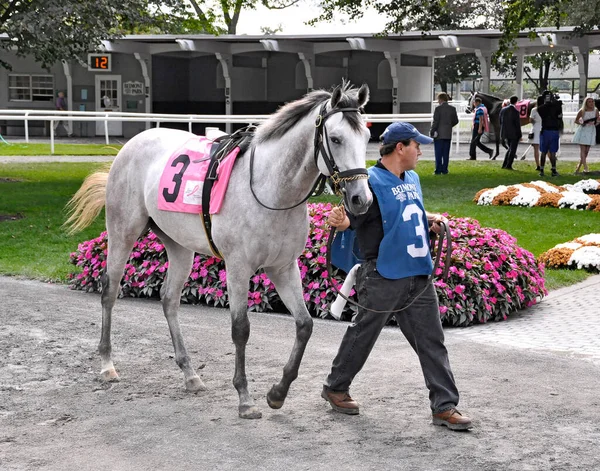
[1,276,599,470]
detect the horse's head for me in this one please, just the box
[316,82,373,215]
[465,91,476,114]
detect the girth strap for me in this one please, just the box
[200,128,254,259]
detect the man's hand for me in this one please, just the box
[427,213,448,235]
[328,206,350,231]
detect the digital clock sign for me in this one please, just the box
[88,53,112,72]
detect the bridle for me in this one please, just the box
[249,101,369,211]
[465,92,477,114]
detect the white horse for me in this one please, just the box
[65,83,373,419]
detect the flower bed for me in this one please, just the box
[474,179,600,211]
[538,234,600,271]
[433,216,546,327]
[69,207,546,327]
[69,203,349,319]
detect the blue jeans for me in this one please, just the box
[324,260,460,413]
[434,139,452,174]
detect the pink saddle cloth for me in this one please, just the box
[157,136,240,214]
[515,100,531,118]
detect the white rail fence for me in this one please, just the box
[0,109,579,154]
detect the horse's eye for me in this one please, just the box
[331,137,341,144]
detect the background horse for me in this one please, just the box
[466,91,535,159]
[65,83,372,419]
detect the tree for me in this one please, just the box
[185,0,301,35]
[313,0,593,95]
[0,0,183,69]
[435,55,480,95]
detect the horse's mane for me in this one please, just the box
[255,82,365,143]
[475,91,503,102]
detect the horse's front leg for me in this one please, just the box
[264,262,313,410]
[227,268,262,419]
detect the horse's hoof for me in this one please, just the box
[185,375,207,393]
[239,405,262,419]
[492,156,497,160]
[100,368,120,383]
[266,385,285,409]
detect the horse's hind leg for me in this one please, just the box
[264,263,313,410]
[99,220,148,382]
[153,229,206,392]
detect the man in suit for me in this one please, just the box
[499,95,522,170]
[430,92,459,174]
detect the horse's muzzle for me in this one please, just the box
[344,184,373,216]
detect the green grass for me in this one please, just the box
[0,159,598,289]
[0,142,122,155]
[0,163,107,281]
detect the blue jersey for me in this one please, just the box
[368,166,433,279]
[474,105,485,126]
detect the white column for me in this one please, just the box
[384,51,400,114]
[297,52,314,92]
[573,46,589,104]
[475,49,491,93]
[215,53,232,134]
[61,60,73,136]
[134,53,151,130]
[515,52,524,99]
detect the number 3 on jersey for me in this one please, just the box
[402,203,428,258]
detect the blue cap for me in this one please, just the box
[381,122,433,145]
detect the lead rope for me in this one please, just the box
[325,207,452,315]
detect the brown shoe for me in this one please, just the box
[432,408,473,431]
[321,389,359,415]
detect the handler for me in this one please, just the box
[321,122,472,431]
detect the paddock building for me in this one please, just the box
[1,27,600,139]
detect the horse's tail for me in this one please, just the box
[63,167,110,234]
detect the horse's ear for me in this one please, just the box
[330,85,342,108]
[357,84,370,108]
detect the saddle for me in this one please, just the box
[201,126,255,258]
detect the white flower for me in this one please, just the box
[573,179,600,193]
[568,246,600,270]
[561,183,578,192]
[558,191,592,210]
[478,185,509,205]
[529,180,560,193]
[576,234,600,245]
[555,242,583,250]
[510,186,541,207]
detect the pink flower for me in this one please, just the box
[454,285,466,295]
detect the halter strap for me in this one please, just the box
[250,100,368,211]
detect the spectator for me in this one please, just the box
[572,97,599,174]
[499,95,522,170]
[430,92,459,175]
[468,97,493,160]
[528,97,543,171]
[536,91,563,177]
[54,91,70,136]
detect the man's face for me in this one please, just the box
[397,140,422,170]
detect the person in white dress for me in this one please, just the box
[528,96,543,171]
[572,97,599,173]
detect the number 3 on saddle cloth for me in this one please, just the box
[158,136,240,215]
[158,135,242,257]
